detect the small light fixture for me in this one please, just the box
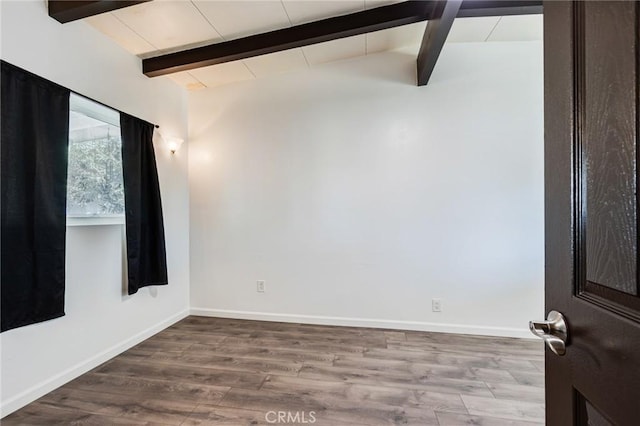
[165,137,184,154]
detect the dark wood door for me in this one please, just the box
[544,1,640,424]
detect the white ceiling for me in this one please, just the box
[86,0,542,91]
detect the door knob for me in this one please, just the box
[529,310,568,356]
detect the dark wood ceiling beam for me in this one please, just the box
[142,0,543,78]
[417,0,462,86]
[143,1,434,77]
[48,1,150,24]
[416,0,541,86]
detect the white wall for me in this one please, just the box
[189,42,544,338]
[0,0,189,416]
[0,3,543,415]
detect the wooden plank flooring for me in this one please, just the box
[3,317,545,425]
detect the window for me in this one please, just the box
[67,94,124,224]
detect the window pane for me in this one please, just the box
[67,100,124,216]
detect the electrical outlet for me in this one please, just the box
[432,298,442,312]
[257,280,266,293]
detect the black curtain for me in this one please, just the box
[1,61,70,332]
[120,114,168,295]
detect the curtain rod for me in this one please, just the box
[1,61,160,128]
[72,90,160,128]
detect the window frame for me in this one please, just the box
[66,93,125,227]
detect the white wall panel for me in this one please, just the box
[189,42,544,338]
[0,0,190,416]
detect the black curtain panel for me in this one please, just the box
[120,113,168,295]
[1,61,71,332]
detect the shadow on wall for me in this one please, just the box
[187,50,421,139]
[335,42,539,88]
[335,51,419,86]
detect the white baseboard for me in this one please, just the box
[190,308,535,339]
[0,309,189,418]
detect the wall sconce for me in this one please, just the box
[165,137,184,154]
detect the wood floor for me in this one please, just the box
[4,316,545,425]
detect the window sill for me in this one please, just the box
[66,215,125,227]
